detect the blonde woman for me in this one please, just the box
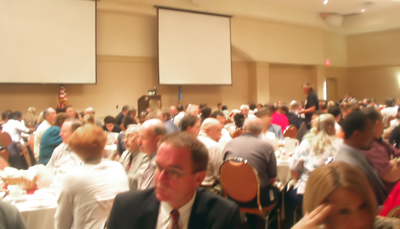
[293,161,400,229]
[285,114,343,227]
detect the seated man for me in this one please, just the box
[334,111,387,205]
[180,114,201,136]
[102,116,122,133]
[55,124,129,229]
[197,118,223,187]
[255,107,283,140]
[47,118,82,169]
[362,107,400,194]
[2,111,32,142]
[136,119,167,190]
[224,117,279,207]
[0,202,26,229]
[107,132,241,229]
[119,125,147,190]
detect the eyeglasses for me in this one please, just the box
[155,164,189,180]
[123,134,138,141]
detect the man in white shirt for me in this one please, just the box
[3,111,32,142]
[197,118,223,187]
[136,119,167,190]
[47,118,82,169]
[34,108,56,159]
[107,131,241,229]
[381,98,398,127]
[211,110,232,151]
[55,124,128,229]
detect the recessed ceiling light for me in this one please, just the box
[361,9,365,12]
[323,0,328,4]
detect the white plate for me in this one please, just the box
[27,199,54,208]
[3,195,28,203]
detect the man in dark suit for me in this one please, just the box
[107,132,241,229]
[115,105,130,127]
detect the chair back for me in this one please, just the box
[0,156,9,170]
[387,206,400,218]
[0,149,9,161]
[28,134,35,151]
[283,125,297,138]
[0,131,12,148]
[219,158,260,203]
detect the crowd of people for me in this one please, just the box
[1,81,400,229]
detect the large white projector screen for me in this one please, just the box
[0,0,96,84]
[158,8,232,85]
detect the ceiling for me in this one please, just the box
[259,0,400,15]
[104,0,400,34]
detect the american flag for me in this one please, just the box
[58,85,68,109]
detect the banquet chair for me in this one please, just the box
[0,148,9,161]
[219,157,278,229]
[0,156,9,170]
[0,131,12,148]
[283,125,297,139]
[387,206,400,218]
[28,134,35,153]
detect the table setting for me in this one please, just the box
[0,165,66,229]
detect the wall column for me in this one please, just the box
[249,62,270,104]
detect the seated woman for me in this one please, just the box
[55,124,129,229]
[38,112,70,165]
[293,162,400,229]
[286,114,343,227]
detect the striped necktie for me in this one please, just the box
[170,209,180,229]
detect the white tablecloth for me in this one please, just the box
[103,144,117,158]
[14,195,57,229]
[276,159,292,186]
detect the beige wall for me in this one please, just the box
[2,6,400,117]
[346,66,400,104]
[268,64,316,104]
[348,29,400,67]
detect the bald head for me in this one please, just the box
[138,119,167,154]
[201,118,222,142]
[84,107,95,115]
[244,117,263,136]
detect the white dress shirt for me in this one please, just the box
[55,159,129,229]
[198,132,223,186]
[156,192,196,229]
[2,119,30,142]
[47,143,81,169]
[34,120,51,158]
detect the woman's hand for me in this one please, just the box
[291,204,333,229]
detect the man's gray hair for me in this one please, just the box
[244,117,263,135]
[240,104,249,111]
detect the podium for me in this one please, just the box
[138,95,162,114]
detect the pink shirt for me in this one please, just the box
[271,112,289,134]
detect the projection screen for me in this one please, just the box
[0,0,96,84]
[158,8,232,85]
